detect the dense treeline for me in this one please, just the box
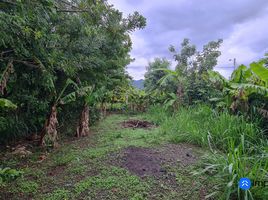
[0,0,146,145]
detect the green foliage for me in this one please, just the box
[194,137,267,199]
[0,0,146,144]
[147,105,263,151]
[170,38,223,74]
[250,62,268,84]
[208,60,268,125]
[43,189,70,200]
[0,167,23,185]
[144,58,174,92]
[53,153,77,166]
[0,98,17,109]
[74,166,149,198]
[145,38,223,110]
[16,179,39,194]
[147,105,268,199]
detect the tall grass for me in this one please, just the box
[195,137,268,199]
[147,105,268,199]
[147,105,263,152]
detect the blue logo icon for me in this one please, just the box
[239,178,251,190]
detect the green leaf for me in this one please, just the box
[0,98,17,109]
[250,62,268,83]
[60,86,93,105]
[230,83,268,97]
[230,65,248,83]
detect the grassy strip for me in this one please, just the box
[146,105,268,199]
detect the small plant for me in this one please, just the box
[0,167,23,185]
[53,152,77,166]
[17,180,39,194]
[44,189,70,200]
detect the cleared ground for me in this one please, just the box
[0,114,214,200]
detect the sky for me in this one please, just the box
[109,0,268,80]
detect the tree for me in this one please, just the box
[0,0,146,145]
[165,38,223,105]
[170,38,223,74]
[144,58,173,92]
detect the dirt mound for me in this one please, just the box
[121,120,155,129]
[122,146,162,177]
[110,144,199,178]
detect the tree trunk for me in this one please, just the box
[39,105,59,148]
[0,60,14,95]
[101,101,107,117]
[176,83,184,106]
[76,104,90,137]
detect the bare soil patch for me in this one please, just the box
[120,120,155,129]
[109,143,199,178]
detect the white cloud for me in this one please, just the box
[109,0,268,80]
[216,12,268,78]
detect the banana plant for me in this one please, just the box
[60,85,95,138]
[39,79,79,147]
[75,88,94,138]
[125,87,147,112]
[208,61,268,115]
[157,68,186,108]
[163,93,179,111]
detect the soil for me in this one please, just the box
[109,143,199,178]
[0,115,209,200]
[120,120,155,129]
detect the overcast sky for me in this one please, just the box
[109,0,268,80]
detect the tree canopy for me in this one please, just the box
[0,0,146,144]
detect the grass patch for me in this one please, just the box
[67,163,87,174]
[16,179,39,193]
[146,105,263,151]
[43,189,70,200]
[74,166,150,199]
[81,146,113,159]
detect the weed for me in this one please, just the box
[147,105,263,151]
[0,167,23,184]
[52,149,78,166]
[16,179,39,193]
[148,105,268,199]
[67,164,87,174]
[74,166,149,199]
[193,136,268,199]
[43,189,70,200]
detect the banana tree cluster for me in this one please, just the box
[124,87,148,112]
[209,61,268,116]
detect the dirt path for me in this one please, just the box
[0,114,211,200]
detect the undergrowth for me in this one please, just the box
[146,105,268,199]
